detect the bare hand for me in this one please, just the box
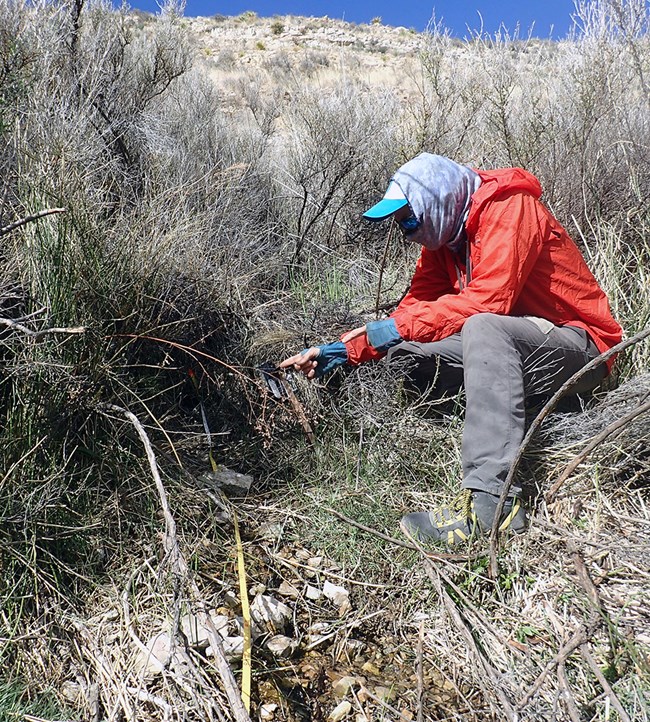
[279,347,321,379]
[340,325,366,344]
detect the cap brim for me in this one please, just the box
[363,198,408,220]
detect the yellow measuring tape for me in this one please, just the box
[189,369,252,710]
[233,510,252,711]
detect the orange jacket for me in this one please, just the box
[344,168,622,370]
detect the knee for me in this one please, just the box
[461,313,502,339]
[386,340,425,365]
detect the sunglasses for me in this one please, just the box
[396,214,421,236]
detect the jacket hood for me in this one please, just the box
[392,153,482,251]
[465,167,543,236]
[476,167,542,199]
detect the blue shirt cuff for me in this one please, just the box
[365,318,402,352]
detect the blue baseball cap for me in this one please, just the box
[363,180,408,220]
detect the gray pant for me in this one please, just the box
[386,313,606,497]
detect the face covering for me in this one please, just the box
[391,153,481,251]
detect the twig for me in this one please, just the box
[125,687,172,721]
[404,529,517,718]
[568,547,631,720]
[557,660,583,722]
[121,556,159,668]
[424,563,519,721]
[362,686,418,722]
[101,404,179,559]
[350,685,370,721]
[489,325,650,578]
[115,333,250,381]
[326,506,420,551]
[279,373,315,445]
[0,316,85,338]
[375,222,396,318]
[304,609,386,651]
[0,207,66,236]
[546,397,650,502]
[71,618,136,721]
[569,542,604,615]
[268,548,390,588]
[518,543,604,710]
[517,625,590,709]
[580,645,631,722]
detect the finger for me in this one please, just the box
[280,347,319,370]
[279,354,299,368]
[300,360,318,378]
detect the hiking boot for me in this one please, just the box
[400,490,528,546]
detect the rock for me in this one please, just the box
[258,522,285,541]
[136,632,173,675]
[260,703,278,720]
[60,681,83,703]
[250,594,293,634]
[356,686,371,703]
[328,700,352,721]
[201,467,253,496]
[323,580,351,615]
[373,685,395,701]
[181,612,229,647]
[278,581,300,598]
[307,622,330,634]
[207,635,244,662]
[306,621,331,645]
[223,590,239,608]
[306,585,322,600]
[332,675,358,698]
[265,634,298,658]
[346,639,366,656]
[361,661,381,676]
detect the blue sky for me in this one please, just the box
[130,0,577,38]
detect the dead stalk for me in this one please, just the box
[0,317,85,337]
[546,397,650,502]
[0,207,66,236]
[580,645,631,722]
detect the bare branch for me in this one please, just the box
[0,317,85,338]
[546,396,650,502]
[580,645,631,722]
[0,208,66,237]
